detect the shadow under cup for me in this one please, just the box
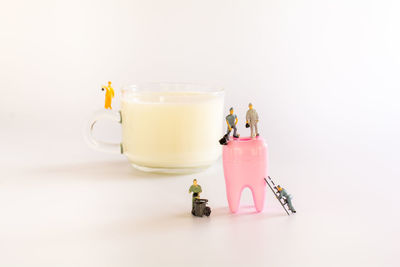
[86,83,225,174]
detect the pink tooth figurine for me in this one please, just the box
[222,136,268,213]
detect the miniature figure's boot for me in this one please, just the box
[222,137,268,213]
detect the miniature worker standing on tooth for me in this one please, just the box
[277,185,296,213]
[226,107,240,140]
[246,103,259,138]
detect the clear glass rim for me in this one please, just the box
[121,82,224,95]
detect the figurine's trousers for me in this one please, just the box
[286,197,295,212]
[226,126,238,138]
[250,122,258,137]
[105,97,112,109]
[192,197,200,209]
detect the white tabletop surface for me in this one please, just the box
[1,119,399,267]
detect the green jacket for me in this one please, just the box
[189,185,202,197]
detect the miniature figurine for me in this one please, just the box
[101,81,115,109]
[246,103,259,138]
[277,185,296,213]
[188,179,202,211]
[225,107,239,140]
[188,179,211,217]
[265,176,293,215]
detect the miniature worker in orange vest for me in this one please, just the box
[101,81,115,109]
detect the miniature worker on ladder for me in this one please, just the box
[102,81,115,109]
[276,185,296,213]
[188,179,202,211]
[246,103,259,138]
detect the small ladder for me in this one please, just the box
[264,176,290,216]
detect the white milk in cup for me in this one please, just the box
[85,83,224,173]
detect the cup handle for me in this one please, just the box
[84,109,123,154]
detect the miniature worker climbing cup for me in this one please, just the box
[226,107,239,140]
[101,81,115,109]
[188,179,202,212]
[246,103,259,138]
[277,185,296,213]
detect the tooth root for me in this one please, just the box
[223,167,267,213]
[225,183,266,213]
[250,182,266,212]
[225,182,244,213]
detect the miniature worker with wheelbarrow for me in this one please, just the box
[188,179,211,217]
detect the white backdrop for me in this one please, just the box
[1,1,399,266]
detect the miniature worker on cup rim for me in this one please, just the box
[101,81,115,110]
[225,107,239,140]
[246,103,259,138]
[188,179,202,211]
